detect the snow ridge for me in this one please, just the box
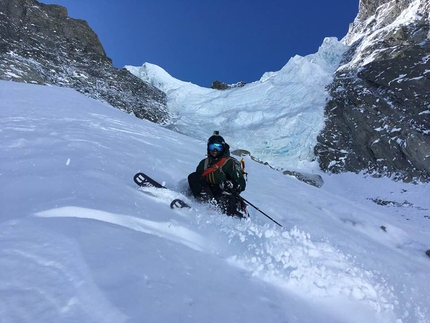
[126,37,348,170]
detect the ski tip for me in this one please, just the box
[133,173,145,186]
[170,199,190,209]
[426,250,430,258]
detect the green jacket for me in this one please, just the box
[196,151,246,192]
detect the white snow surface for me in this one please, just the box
[1,80,430,323]
[126,37,348,170]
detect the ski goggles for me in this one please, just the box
[208,143,224,152]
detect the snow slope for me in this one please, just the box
[1,81,429,323]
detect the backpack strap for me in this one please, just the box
[201,157,229,177]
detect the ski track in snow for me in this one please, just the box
[36,206,207,253]
[35,187,399,322]
[0,221,127,323]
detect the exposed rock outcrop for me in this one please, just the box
[211,80,246,90]
[315,0,430,182]
[0,0,168,123]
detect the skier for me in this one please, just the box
[188,131,247,217]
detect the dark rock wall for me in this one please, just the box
[0,0,168,123]
[315,0,430,182]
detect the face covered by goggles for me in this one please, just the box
[208,143,224,153]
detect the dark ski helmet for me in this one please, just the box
[207,131,226,153]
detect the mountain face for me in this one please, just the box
[0,0,168,123]
[315,0,430,182]
[2,0,428,183]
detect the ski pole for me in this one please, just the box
[239,196,282,227]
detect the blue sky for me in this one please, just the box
[40,0,359,87]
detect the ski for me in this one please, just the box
[133,172,165,189]
[170,199,190,209]
[133,172,190,209]
[133,172,247,215]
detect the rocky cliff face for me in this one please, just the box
[0,0,168,123]
[315,0,430,182]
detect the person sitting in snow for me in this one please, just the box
[188,131,247,218]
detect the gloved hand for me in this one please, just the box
[219,180,239,192]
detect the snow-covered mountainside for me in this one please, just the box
[0,0,168,122]
[126,37,348,171]
[1,80,430,323]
